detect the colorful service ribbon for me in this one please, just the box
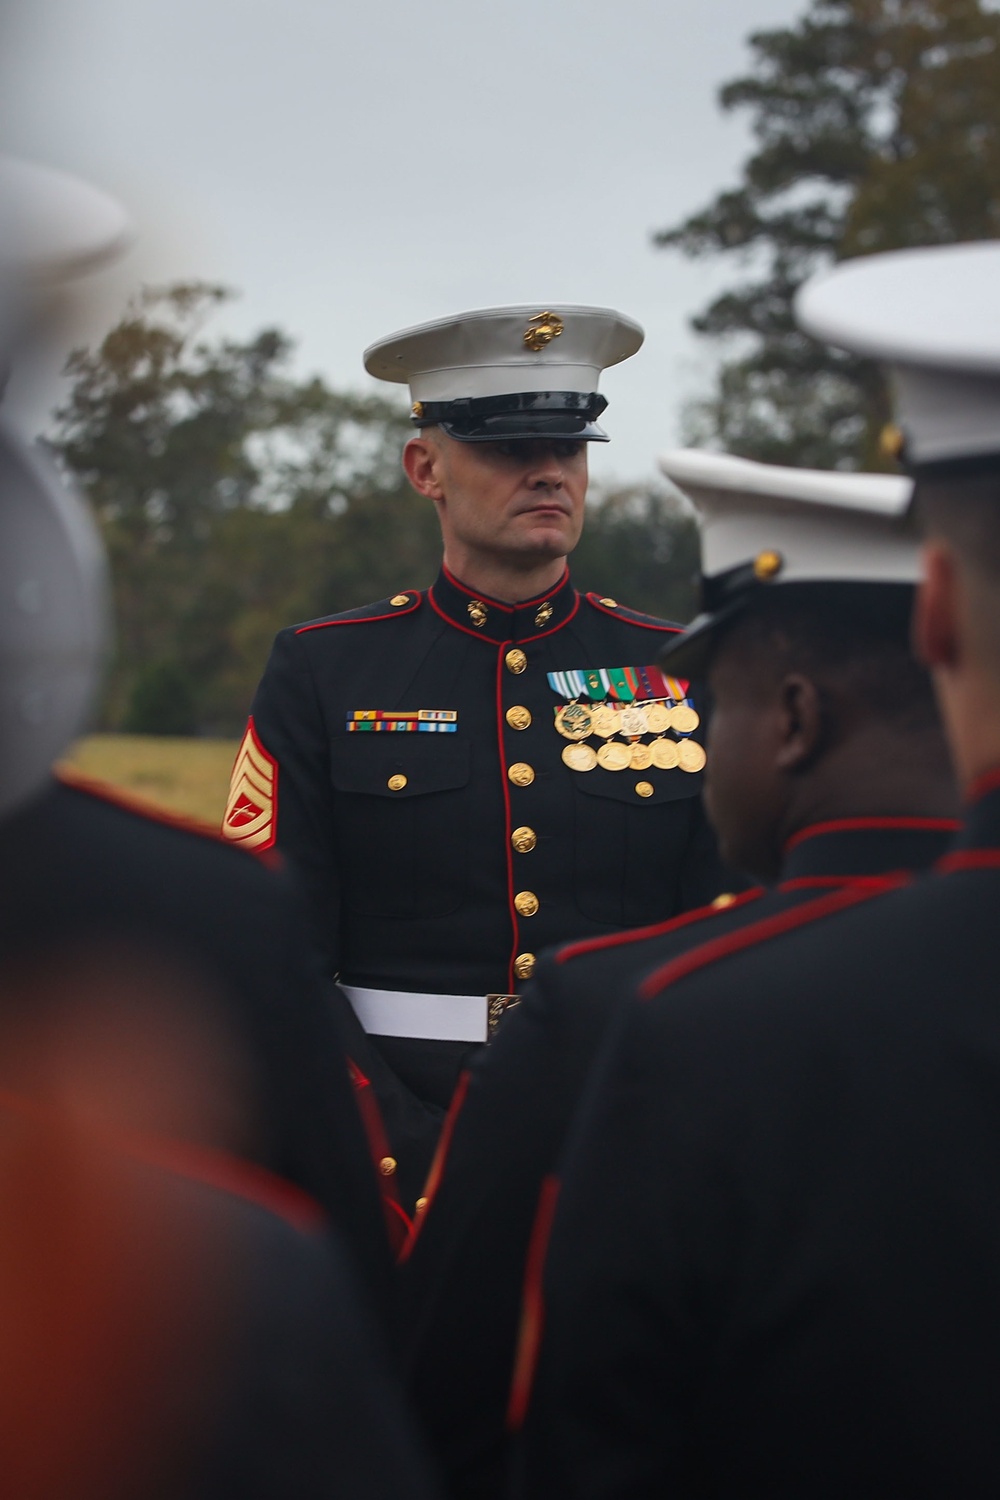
[346,710,457,733]
[547,667,690,703]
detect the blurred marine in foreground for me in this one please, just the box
[0,157,437,1497]
[515,241,1000,1498]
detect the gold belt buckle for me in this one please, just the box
[487,993,521,1041]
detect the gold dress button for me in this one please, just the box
[508,762,535,787]
[514,952,536,981]
[379,1156,397,1177]
[514,891,539,917]
[415,1196,429,1214]
[387,774,408,791]
[506,705,532,731]
[635,780,654,798]
[390,594,410,607]
[711,892,738,909]
[599,597,618,607]
[505,648,528,674]
[511,826,537,853]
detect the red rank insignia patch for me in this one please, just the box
[222,717,277,851]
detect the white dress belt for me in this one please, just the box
[341,985,491,1044]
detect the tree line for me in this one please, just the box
[52,0,1000,734]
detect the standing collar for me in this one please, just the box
[427,564,579,644]
[781,816,960,885]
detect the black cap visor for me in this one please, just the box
[414,390,609,443]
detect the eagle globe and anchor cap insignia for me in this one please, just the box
[223,717,277,850]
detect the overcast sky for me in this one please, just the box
[0,0,804,485]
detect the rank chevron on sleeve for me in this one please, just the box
[222,717,277,851]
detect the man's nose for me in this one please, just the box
[526,451,566,486]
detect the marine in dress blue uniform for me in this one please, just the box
[226,306,726,1205]
[401,454,958,1499]
[515,243,1000,1499]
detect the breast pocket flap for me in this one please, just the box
[329,738,471,798]
[573,768,702,806]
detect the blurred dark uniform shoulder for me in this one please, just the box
[0,770,393,1313]
[518,786,1000,1496]
[401,817,956,1499]
[0,1093,440,1500]
[232,573,725,1203]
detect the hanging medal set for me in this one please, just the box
[547,667,707,776]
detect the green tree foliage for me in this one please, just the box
[657,0,1000,469]
[53,285,695,735]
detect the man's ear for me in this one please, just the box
[402,434,445,501]
[913,540,960,670]
[774,673,824,773]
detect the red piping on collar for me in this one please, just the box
[784,815,960,854]
[638,875,910,1001]
[965,766,1000,806]
[294,592,422,633]
[937,848,1000,875]
[555,886,766,965]
[440,561,571,611]
[427,582,581,644]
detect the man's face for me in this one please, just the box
[405,432,589,568]
[703,633,790,880]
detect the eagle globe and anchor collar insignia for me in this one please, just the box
[548,666,707,775]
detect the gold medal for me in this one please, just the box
[644,701,671,734]
[670,703,700,734]
[651,738,680,770]
[589,704,619,739]
[678,739,707,773]
[562,742,598,772]
[554,702,593,741]
[619,704,648,738]
[597,741,631,772]
[630,742,653,770]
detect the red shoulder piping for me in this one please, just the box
[294,592,422,633]
[937,848,1000,874]
[785,815,960,853]
[55,766,226,844]
[506,1173,561,1432]
[555,886,766,966]
[0,1086,324,1234]
[638,875,909,1001]
[585,593,683,633]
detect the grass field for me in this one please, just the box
[58,734,240,827]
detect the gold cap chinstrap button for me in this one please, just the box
[508,763,535,787]
[514,891,540,917]
[635,781,654,798]
[514,952,536,980]
[379,1156,397,1177]
[505,648,528,674]
[506,705,531,730]
[387,774,408,791]
[511,826,537,853]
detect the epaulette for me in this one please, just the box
[294,589,424,636]
[584,592,683,634]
